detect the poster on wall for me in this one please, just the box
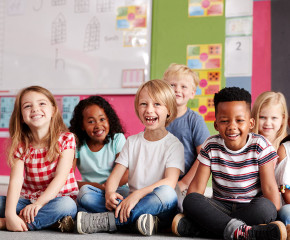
[186,44,222,122]
[188,0,224,17]
[225,36,252,77]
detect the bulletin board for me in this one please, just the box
[150,0,226,133]
[0,0,152,95]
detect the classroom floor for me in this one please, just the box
[0,184,218,240]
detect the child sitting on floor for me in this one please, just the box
[172,87,286,240]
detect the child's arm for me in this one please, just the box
[20,148,75,224]
[276,145,290,204]
[118,169,129,186]
[178,145,202,192]
[73,157,77,171]
[5,159,28,232]
[187,162,211,195]
[105,163,127,211]
[260,160,281,210]
[115,167,180,223]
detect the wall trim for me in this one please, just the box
[0,176,9,184]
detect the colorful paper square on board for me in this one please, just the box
[187,44,222,70]
[188,96,216,122]
[188,0,224,17]
[123,30,147,47]
[195,70,221,96]
[116,5,147,30]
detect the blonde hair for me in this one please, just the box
[134,79,177,127]
[163,63,199,90]
[251,91,288,149]
[8,86,68,167]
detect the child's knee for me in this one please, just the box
[77,186,104,209]
[153,185,177,206]
[57,197,77,217]
[183,192,204,211]
[77,184,100,203]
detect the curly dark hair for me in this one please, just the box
[69,96,125,149]
[214,87,252,114]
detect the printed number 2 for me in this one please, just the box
[236,41,241,50]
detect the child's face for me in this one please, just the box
[258,104,283,141]
[137,87,169,132]
[214,101,254,151]
[165,74,195,108]
[82,104,110,145]
[21,91,54,132]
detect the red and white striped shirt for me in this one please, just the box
[15,132,79,202]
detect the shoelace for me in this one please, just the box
[86,214,108,232]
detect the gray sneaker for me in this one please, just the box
[136,214,158,236]
[77,212,117,234]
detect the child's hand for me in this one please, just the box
[19,203,42,224]
[178,180,188,193]
[115,190,142,223]
[6,214,28,232]
[105,192,123,211]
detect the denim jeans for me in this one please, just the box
[0,196,77,230]
[77,184,178,227]
[183,193,277,240]
[77,184,130,213]
[278,204,290,225]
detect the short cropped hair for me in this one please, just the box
[214,87,252,115]
[163,63,199,90]
[134,79,177,127]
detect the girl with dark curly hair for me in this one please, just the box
[69,96,129,212]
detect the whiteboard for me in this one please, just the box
[0,0,152,95]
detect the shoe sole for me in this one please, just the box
[171,213,185,237]
[77,212,85,234]
[137,214,156,236]
[270,221,287,240]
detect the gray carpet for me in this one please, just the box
[0,230,218,240]
[0,185,218,239]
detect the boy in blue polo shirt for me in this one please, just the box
[163,63,210,211]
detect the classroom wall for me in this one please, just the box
[0,1,272,181]
[271,0,290,105]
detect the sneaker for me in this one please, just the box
[172,213,201,237]
[286,224,290,240]
[136,214,158,236]
[77,211,117,234]
[236,221,287,240]
[57,216,74,232]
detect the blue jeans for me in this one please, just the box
[0,196,77,230]
[77,184,178,227]
[77,184,130,213]
[183,193,277,240]
[278,204,290,225]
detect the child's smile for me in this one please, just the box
[138,87,169,140]
[21,91,54,133]
[82,104,110,146]
[258,104,283,142]
[214,101,254,151]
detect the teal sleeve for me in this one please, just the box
[114,133,126,154]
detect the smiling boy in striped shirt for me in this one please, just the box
[172,87,286,240]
